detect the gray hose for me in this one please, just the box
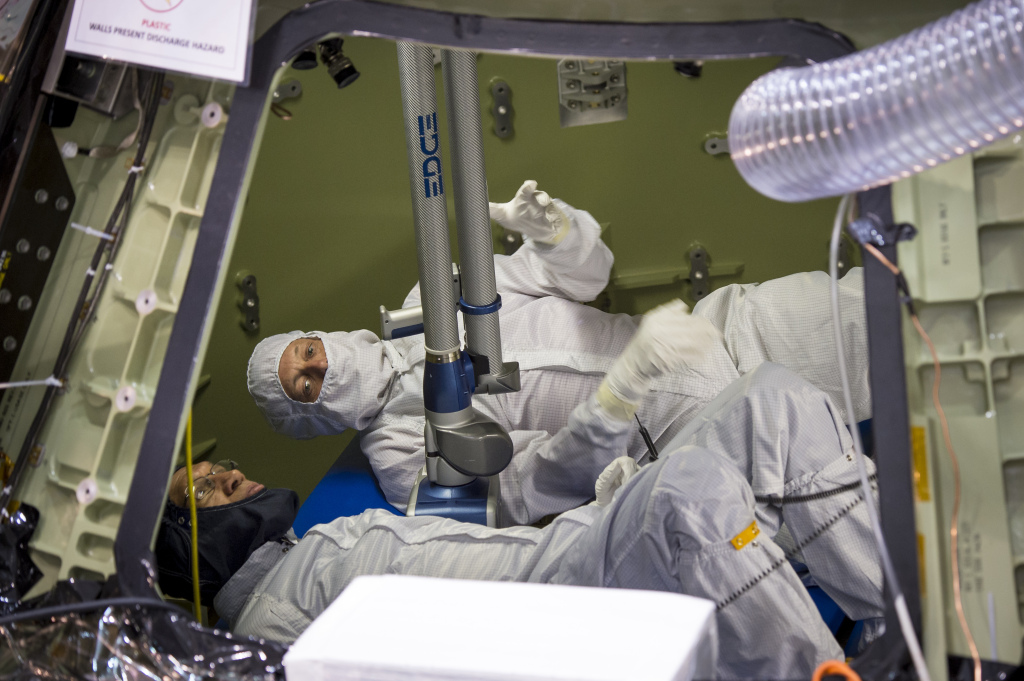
[441,49,505,374]
[397,41,459,353]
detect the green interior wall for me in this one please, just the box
[192,36,847,502]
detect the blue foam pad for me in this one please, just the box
[293,469,399,537]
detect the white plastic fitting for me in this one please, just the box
[76,477,98,505]
[115,385,137,412]
[135,289,157,316]
[199,102,226,128]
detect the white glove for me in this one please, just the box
[597,299,722,419]
[594,456,641,507]
[489,180,570,244]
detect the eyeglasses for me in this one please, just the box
[185,459,239,505]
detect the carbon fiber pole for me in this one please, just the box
[441,49,504,376]
[396,41,459,353]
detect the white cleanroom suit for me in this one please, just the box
[228,364,873,680]
[248,197,739,526]
[247,187,870,528]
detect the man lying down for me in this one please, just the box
[156,362,882,680]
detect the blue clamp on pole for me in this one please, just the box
[459,295,502,316]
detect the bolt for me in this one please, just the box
[497,105,508,114]
[16,239,29,253]
[565,62,575,70]
[611,95,621,104]
[2,337,15,352]
[245,297,256,308]
[17,295,32,311]
[694,271,704,280]
[36,246,51,261]
[569,101,578,109]
[567,81,576,89]
[751,540,759,547]
[55,196,69,211]
[610,75,620,84]
[34,189,48,204]
[0,289,9,304]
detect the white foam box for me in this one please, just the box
[284,574,717,681]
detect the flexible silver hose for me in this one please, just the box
[397,41,459,352]
[730,0,1024,202]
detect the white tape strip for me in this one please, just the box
[0,376,62,390]
[70,222,114,242]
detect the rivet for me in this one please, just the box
[55,196,69,211]
[36,246,51,261]
[0,289,10,304]
[2,336,15,352]
[17,295,31,311]
[751,540,759,547]
[15,239,29,253]
[34,189,48,204]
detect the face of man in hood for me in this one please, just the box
[277,337,328,403]
[168,461,266,508]
[157,461,299,605]
[247,330,398,439]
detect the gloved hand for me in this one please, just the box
[597,299,722,419]
[594,456,641,507]
[489,180,570,244]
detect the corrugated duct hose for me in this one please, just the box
[729,0,1024,202]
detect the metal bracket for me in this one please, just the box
[703,134,730,156]
[689,246,711,301]
[380,305,424,340]
[272,79,302,103]
[489,79,513,139]
[235,271,260,333]
[557,59,627,128]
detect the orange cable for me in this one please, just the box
[863,244,981,681]
[812,659,862,681]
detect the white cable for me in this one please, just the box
[70,222,114,242]
[829,195,931,681]
[0,376,63,390]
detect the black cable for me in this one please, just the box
[0,597,181,628]
[0,69,165,515]
[718,492,867,609]
[634,413,658,461]
[754,473,878,505]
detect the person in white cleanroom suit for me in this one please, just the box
[161,364,878,680]
[248,181,739,526]
[248,181,870,520]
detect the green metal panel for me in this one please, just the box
[193,36,848,502]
